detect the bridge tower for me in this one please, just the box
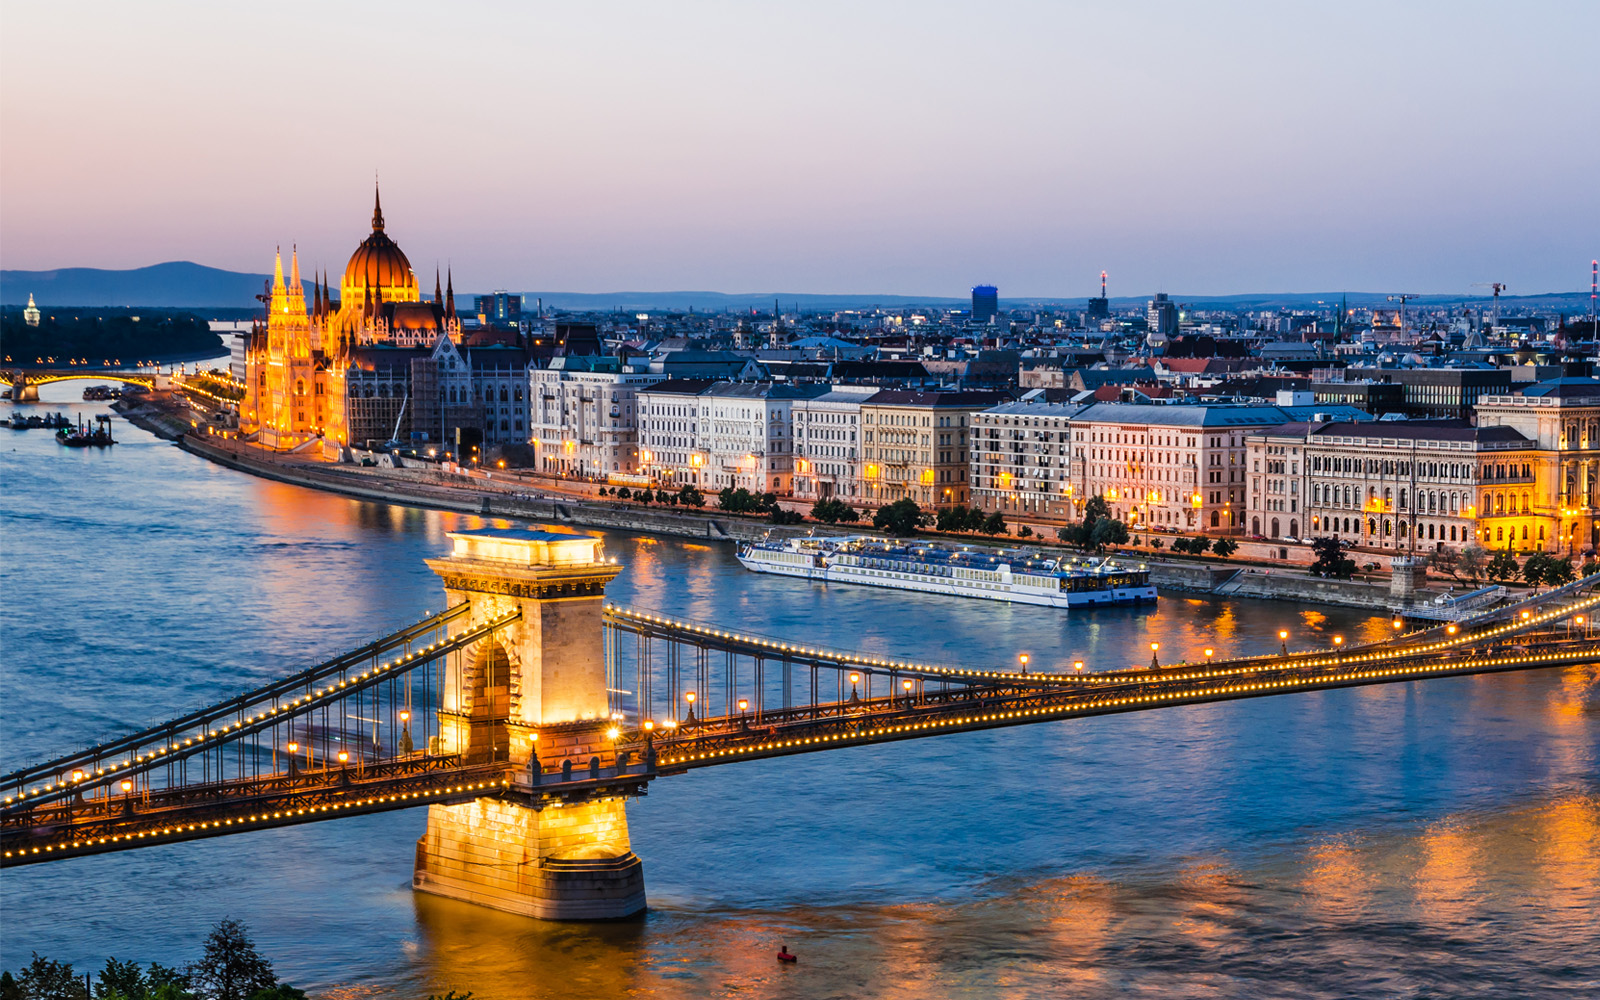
[413,527,646,919]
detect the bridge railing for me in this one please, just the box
[1,606,514,817]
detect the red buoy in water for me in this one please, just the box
[777,946,797,963]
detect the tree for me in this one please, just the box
[1210,538,1238,558]
[935,505,969,532]
[1308,536,1356,579]
[677,484,704,507]
[717,487,760,513]
[758,492,780,513]
[1081,495,1112,522]
[873,498,922,537]
[1430,546,1460,581]
[1458,544,1487,585]
[1521,552,1551,592]
[770,507,804,525]
[1017,524,1034,538]
[187,920,277,1000]
[1487,547,1520,584]
[634,488,654,504]
[980,512,1008,536]
[1169,537,1190,554]
[1187,536,1212,556]
[614,486,631,500]
[811,498,857,524]
[1089,517,1128,553]
[596,486,609,496]
[1544,555,1575,588]
[10,955,85,1000]
[1583,557,1599,577]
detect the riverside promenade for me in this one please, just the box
[173,435,1435,613]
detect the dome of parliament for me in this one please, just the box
[342,187,419,303]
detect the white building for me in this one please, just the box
[791,385,877,502]
[528,356,664,478]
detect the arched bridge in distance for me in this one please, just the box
[3,528,1596,920]
[2,368,157,401]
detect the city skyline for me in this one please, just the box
[1,1,1596,297]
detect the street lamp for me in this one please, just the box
[1019,653,1029,674]
[684,691,697,726]
[286,740,299,776]
[903,678,914,707]
[1392,617,1403,630]
[849,672,861,702]
[1150,642,1161,670]
[1073,660,1085,674]
[1447,623,1459,636]
[1204,648,1214,664]
[1279,630,1289,656]
[1332,635,1344,655]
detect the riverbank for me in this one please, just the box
[171,435,1450,613]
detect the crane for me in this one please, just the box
[1386,293,1420,333]
[1471,282,1507,330]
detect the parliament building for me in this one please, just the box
[241,187,532,457]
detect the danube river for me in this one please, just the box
[3,386,1597,999]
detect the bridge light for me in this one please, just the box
[737,699,748,713]
[287,741,298,753]
[643,720,654,731]
[1392,618,1403,630]
[1447,624,1459,635]
[1279,629,1289,655]
[399,711,410,722]
[684,692,696,704]
[1204,648,1214,661]
[337,750,349,763]
[121,780,133,793]
[1073,660,1085,673]
[606,728,619,741]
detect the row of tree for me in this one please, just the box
[1,920,473,1000]
[3,919,299,1000]
[597,484,704,507]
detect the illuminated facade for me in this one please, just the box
[241,187,464,454]
[1475,376,1600,554]
[861,391,1001,508]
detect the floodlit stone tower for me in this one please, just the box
[413,528,647,920]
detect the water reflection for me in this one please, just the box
[3,395,1597,998]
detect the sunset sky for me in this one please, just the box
[2,0,1595,296]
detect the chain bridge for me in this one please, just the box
[4,527,1596,920]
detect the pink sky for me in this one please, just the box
[2,0,1595,296]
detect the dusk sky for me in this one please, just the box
[2,0,1595,297]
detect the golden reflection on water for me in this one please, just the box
[1412,821,1480,926]
[1302,836,1376,921]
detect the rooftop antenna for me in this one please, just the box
[1101,270,1107,299]
[1591,260,1597,332]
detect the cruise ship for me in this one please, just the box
[736,535,1156,609]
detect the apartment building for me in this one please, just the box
[791,386,878,503]
[969,399,1087,517]
[1068,402,1290,534]
[635,381,825,492]
[634,379,718,486]
[528,356,664,478]
[860,391,1004,508]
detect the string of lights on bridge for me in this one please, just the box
[651,644,1596,769]
[3,779,511,861]
[607,592,1596,691]
[1,610,521,808]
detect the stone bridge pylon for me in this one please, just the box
[413,528,646,919]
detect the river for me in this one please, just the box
[3,383,1597,999]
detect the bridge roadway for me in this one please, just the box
[3,580,1595,868]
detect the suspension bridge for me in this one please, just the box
[3,527,1596,920]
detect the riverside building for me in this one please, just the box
[791,386,877,504]
[528,356,664,478]
[860,391,1004,508]
[969,399,1087,518]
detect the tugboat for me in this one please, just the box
[56,414,116,447]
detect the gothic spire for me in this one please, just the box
[290,244,301,291]
[312,272,321,315]
[372,180,385,232]
[434,266,443,305]
[272,247,285,292]
[445,267,455,318]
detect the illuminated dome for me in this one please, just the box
[342,186,419,305]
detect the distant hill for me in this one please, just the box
[0,262,272,309]
[3,261,1589,314]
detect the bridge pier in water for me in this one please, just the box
[413,528,647,920]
